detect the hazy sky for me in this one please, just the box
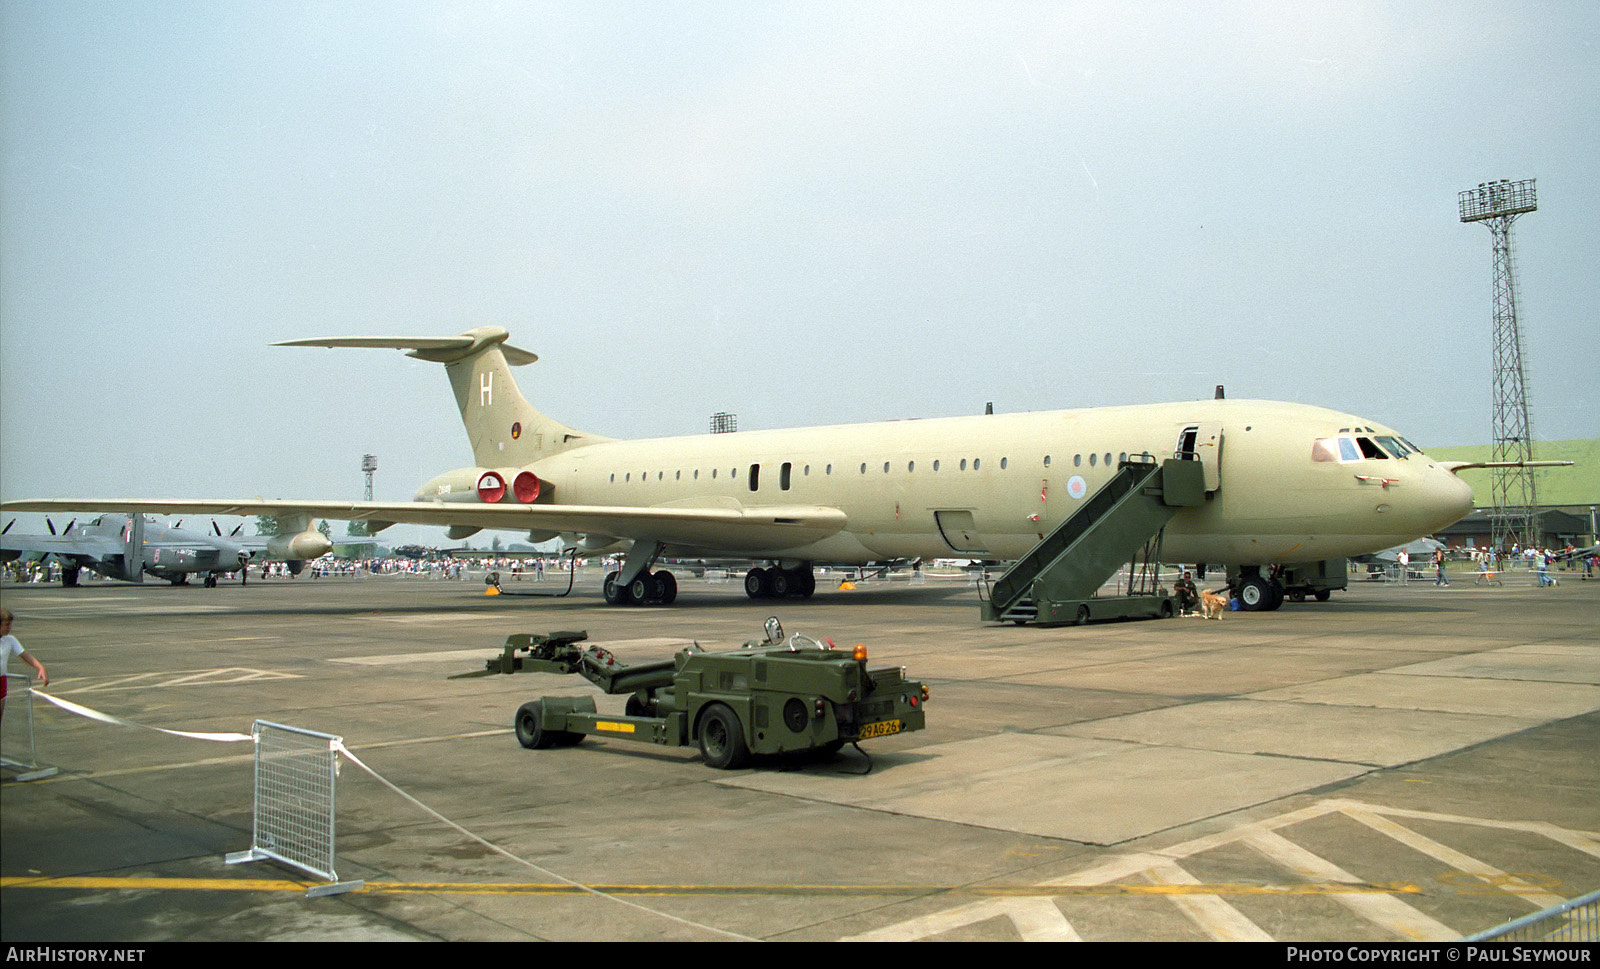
[3,2,1596,543]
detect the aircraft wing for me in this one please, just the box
[0,533,120,560]
[1,499,849,553]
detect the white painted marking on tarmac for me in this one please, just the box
[26,729,510,783]
[359,613,504,624]
[61,668,301,693]
[1143,860,1273,942]
[13,596,146,603]
[1339,804,1568,910]
[850,800,1598,942]
[330,649,506,666]
[1315,799,1600,854]
[151,637,277,647]
[1242,829,1457,941]
[327,640,704,666]
[843,897,1081,942]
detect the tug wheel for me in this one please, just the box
[698,704,750,770]
[514,701,555,749]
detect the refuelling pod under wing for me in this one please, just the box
[415,466,547,504]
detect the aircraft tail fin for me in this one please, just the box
[278,327,610,468]
[119,514,145,583]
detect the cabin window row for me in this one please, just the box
[604,452,1136,491]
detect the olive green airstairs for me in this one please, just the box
[980,458,1207,625]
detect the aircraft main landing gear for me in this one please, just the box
[604,569,678,605]
[744,565,815,600]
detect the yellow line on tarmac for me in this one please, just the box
[0,876,1421,898]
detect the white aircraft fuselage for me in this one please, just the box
[3,327,1476,606]
[476,398,1474,567]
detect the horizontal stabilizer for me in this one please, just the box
[276,327,538,366]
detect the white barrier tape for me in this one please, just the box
[31,691,253,743]
[332,742,757,942]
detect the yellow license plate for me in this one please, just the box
[858,720,902,739]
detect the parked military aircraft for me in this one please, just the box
[3,327,1484,609]
[1,512,333,586]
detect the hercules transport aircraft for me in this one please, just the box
[1,512,329,586]
[3,327,1482,609]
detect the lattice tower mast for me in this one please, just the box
[353,454,377,537]
[1458,178,1539,551]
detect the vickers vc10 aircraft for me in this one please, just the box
[3,327,1480,609]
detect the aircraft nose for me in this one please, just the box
[1419,467,1475,531]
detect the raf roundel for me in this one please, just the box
[1067,475,1088,500]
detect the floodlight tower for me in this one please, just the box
[1458,178,1539,551]
[354,454,377,537]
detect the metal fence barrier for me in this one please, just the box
[226,720,362,897]
[0,673,57,781]
[1463,888,1599,943]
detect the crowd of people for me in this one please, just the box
[1461,543,1596,579]
[2,554,580,585]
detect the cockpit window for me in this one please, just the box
[1312,436,1369,463]
[1356,437,1388,459]
[1375,436,1411,458]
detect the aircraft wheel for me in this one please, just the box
[744,568,771,600]
[770,569,791,598]
[654,570,677,605]
[1266,581,1286,611]
[698,704,750,770]
[604,571,633,605]
[515,701,556,749]
[628,575,651,602]
[61,568,80,588]
[784,569,812,601]
[1238,575,1271,611]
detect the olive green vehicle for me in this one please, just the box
[455,620,928,769]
